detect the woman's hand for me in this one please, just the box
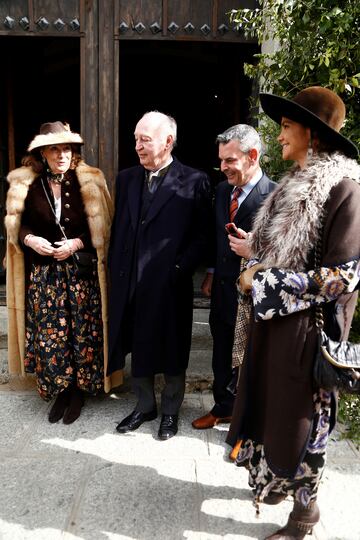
[25,235,54,256]
[53,238,84,260]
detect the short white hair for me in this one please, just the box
[140,111,177,147]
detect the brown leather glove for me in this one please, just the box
[239,263,264,294]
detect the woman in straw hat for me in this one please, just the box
[227,87,360,538]
[5,121,122,424]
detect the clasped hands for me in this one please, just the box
[25,235,83,260]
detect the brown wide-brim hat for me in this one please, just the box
[28,121,83,152]
[260,87,358,159]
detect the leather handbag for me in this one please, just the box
[312,222,360,394]
[314,329,360,393]
[72,251,97,279]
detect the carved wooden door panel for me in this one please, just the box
[0,0,80,35]
[117,0,257,42]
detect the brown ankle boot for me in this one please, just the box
[48,389,70,423]
[265,500,320,539]
[263,492,287,505]
[63,388,84,424]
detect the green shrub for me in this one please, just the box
[338,393,360,446]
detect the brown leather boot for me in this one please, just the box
[48,389,70,423]
[265,500,320,539]
[63,387,84,424]
[263,492,287,505]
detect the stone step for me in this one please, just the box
[0,308,214,388]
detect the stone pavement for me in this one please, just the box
[0,308,360,540]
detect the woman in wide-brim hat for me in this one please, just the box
[227,86,360,538]
[5,121,122,424]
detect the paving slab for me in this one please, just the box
[0,456,87,540]
[0,387,359,540]
[1,305,360,539]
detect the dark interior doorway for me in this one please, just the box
[0,36,80,174]
[0,36,80,277]
[118,40,259,185]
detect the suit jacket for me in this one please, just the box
[108,157,211,377]
[210,173,276,326]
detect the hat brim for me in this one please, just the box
[28,132,83,152]
[260,93,359,159]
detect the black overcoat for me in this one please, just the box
[108,158,211,377]
[210,174,276,326]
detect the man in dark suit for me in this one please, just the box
[192,124,276,430]
[108,111,211,440]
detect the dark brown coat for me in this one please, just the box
[227,178,360,476]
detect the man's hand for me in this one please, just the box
[201,272,213,297]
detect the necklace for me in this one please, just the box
[47,169,64,184]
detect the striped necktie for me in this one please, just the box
[229,187,242,222]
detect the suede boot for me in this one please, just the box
[48,389,71,423]
[63,387,84,424]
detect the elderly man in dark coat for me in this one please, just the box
[108,111,211,440]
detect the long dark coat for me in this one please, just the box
[211,174,276,326]
[108,157,211,377]
[227,178,360,476]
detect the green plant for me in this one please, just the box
[338,393,360,446]
[230,0,360,152]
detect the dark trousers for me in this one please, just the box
[132,372,186,415]
[209,314,236,417]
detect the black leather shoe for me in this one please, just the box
[116,409,157,433]
[158,414,178,440]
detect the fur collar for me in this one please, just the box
[6,161,109,251]
[251,152,360,270]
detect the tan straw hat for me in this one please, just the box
[28,121,83,152]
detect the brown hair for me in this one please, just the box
[21,144,82,173]
[311,131,339,155]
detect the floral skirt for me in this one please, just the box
[24,262,104,401]
[236,389,332,508]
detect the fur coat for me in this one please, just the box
[5,161,123,393]
[251,152,360,270]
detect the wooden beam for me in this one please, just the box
[98,0,116,189]
[28,0,35,32]
[212,0,218,39]
[80,0,99,167]
[7,74,15,171]
[162,0,168,36]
